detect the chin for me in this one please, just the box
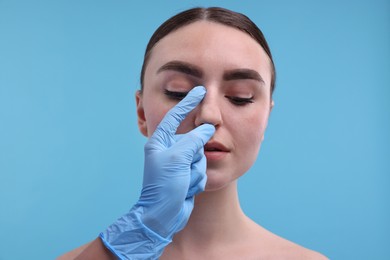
[203,169,238,192]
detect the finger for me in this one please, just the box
[187,148,207,198]
[152,86,206,141]
[173,196,195,233]
[173,123,215,157]
[173,133,184,143]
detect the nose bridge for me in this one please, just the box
[194,88,222,127]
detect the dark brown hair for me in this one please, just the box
[140,7,276,95]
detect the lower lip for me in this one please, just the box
[204,151,229,161]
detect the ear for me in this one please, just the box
[261,99,275,142]
[135,90,148,137]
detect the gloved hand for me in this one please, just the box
[100,86,215,260]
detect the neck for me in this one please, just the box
[172,181,247,246]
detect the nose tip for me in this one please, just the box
[194,96,222,127]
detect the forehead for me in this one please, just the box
[145,21,272,86]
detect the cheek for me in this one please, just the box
[144,99,198,137]
[241,120,263,147]
[144,103,171,137]
[175,111,197,134]
[234,109,269,153]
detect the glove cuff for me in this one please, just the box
[100,205,171,260]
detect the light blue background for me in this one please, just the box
[0,0,389,259]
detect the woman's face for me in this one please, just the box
[136,21,274,191]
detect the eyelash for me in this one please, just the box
[225,96,254,106]
[164,89,254,106]
[164,89,188,100]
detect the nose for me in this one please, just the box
[194,91,222,127]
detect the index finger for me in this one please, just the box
[154,86,206,139]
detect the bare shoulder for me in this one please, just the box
[56,241,92,260]
[273,239,329,260]
[245,220,328,259]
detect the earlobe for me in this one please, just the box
[262,99,275,142]
[270,99,275,113]
[135,90,148,137]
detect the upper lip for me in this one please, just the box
[204,141,230,152]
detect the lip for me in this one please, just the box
[204,141,230,161]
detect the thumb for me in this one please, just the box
[174,124,215,156]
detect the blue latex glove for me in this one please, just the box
[100,86,215,259]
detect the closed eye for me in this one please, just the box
[164,89,188,101]
[225,96,254,106]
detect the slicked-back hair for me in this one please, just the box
[140,7,276,95]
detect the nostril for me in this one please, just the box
[194,105,222,127]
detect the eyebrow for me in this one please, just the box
[157,60,264,85]
[157,61,203,78]
[223,69,265,85]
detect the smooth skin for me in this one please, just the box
[58,21,327,259]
